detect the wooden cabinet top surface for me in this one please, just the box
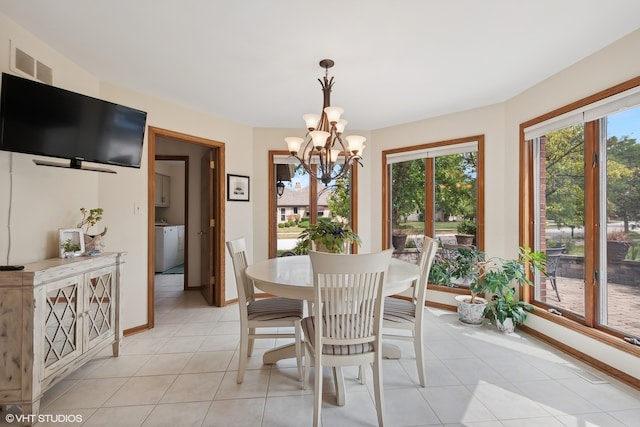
[0,252,126,287]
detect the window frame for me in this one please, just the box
[382,135,485,293]
[268,150,358,258]
[520,75,640,356]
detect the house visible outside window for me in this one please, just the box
[270,153,357,257]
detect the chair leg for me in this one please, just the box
[247,327,256,356]
[237,326,248,384]
[357,365,366,384]
[550,277,561,301]
[414,329,426,387]
[372,354,385,426]
[295,321,303,381]
[313,356,322,427]
[333,367,346,406]
[303,343,312,390]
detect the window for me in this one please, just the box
[522,77,640,342]
[269,151,358,257]
[382,136,485,270]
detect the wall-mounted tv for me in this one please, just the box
[0,73,147,172]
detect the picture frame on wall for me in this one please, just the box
[58,228,85,258]
[227,174,250,202]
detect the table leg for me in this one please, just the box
[262,343,297,364]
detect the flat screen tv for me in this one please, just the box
[0,72,147,172]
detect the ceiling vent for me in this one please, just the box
[10,41,53,85]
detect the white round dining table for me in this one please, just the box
[245,255,420,301]
[244,255,420,364]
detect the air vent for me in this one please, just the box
[36,61,53,85]
[14,48,35,77]
[10,40,53,85]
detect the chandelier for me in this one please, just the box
[285,59,365,185]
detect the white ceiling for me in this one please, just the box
[1,0,640,131]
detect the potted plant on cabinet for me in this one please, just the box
[296,217,361,254]
[77,207,107,252]
[60,239,82,258]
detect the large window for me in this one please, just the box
[522,77,640,343]
[269,151,357,257]
[382,136,484,270]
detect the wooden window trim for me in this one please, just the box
[268,150,359,258]
[381,135,485,252]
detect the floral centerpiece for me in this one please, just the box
[296,217,361,254]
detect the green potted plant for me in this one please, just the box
[486,292,534,333]
[455,219,476,245]
[296,217,361,254]
[430,245,545,326]
[482,247,545,332]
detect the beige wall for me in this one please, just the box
[0,13,253,329]
[1,11,639,381]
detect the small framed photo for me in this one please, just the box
[59,228,85,258]
[227,174,250,202]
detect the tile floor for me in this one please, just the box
[8,273,640,427]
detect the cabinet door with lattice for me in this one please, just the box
[42,275,83,378]
[84,266,116,352]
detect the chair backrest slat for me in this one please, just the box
[310,249,393,344]
[226,238,255,307]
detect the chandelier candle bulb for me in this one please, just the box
[285,137,304,154]
[324,106,344,124]
[346,135,366,153]
[335,119,347,134]
[310,130,330,147]
[303,114,320,130]
[330,149,340,162]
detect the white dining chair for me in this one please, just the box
[302,249,393,427]
[226,238,304,384]
[382,236,437,387]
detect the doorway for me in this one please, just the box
[147,126,226,329]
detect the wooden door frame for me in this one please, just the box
[147,126,226,328]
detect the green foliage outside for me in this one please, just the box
[434,153,477,221]
[607,135,640,233]
[390,153,477,232]
[326,174,351,220]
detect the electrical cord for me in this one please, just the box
[5,153,13,265]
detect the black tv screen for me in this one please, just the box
[0,73,147,169]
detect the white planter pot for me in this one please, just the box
[455,295,488,325]
[497,317,515,334]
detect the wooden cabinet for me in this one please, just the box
[0,253,124,422]
[155,173,171,207]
